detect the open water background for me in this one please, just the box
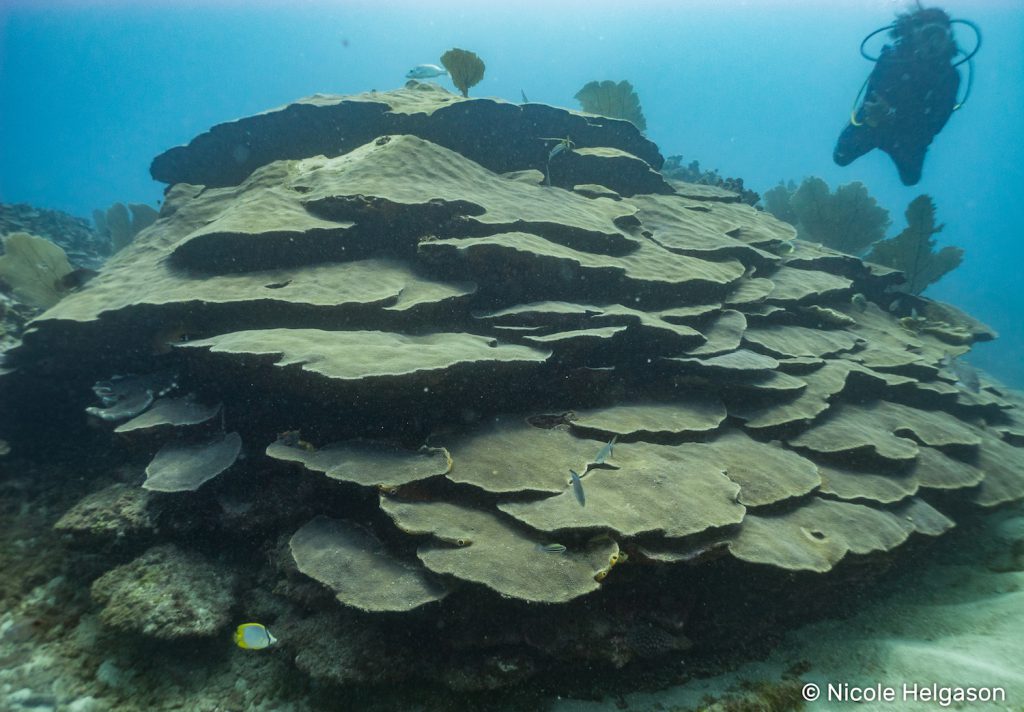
[1,0,1021,383]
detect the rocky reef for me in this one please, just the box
[0,203,115,368]
[90,544,235,639]
[2,82,1023,698]
[0,202,107,270]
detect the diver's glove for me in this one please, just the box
[861,93,895,128]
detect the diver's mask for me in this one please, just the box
[909,22,954,59]
[860,15,980,68]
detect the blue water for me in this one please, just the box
[2,0,1022,384]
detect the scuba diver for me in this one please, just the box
[833,4,981,185]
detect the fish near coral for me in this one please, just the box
[234,622,277,650]
[545,136,575,162]
[406,64,448,79]
[569,469,585,507]
[594,435,617,465]
[541,136,575,186]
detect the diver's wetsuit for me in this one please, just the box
[834,11,961,186]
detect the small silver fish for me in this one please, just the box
[569,469,585,507]
[594,435,617,465]
[535,543,567,554]
[549,139,574,161]
[941,354,981,393]
[406,64,448,79]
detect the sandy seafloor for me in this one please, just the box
[1,457,1022,712]
[553,506,1024,712]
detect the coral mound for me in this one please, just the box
[3,84,1023,691]
[90,544,235,639]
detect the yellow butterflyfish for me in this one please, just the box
[234,623,277,651]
